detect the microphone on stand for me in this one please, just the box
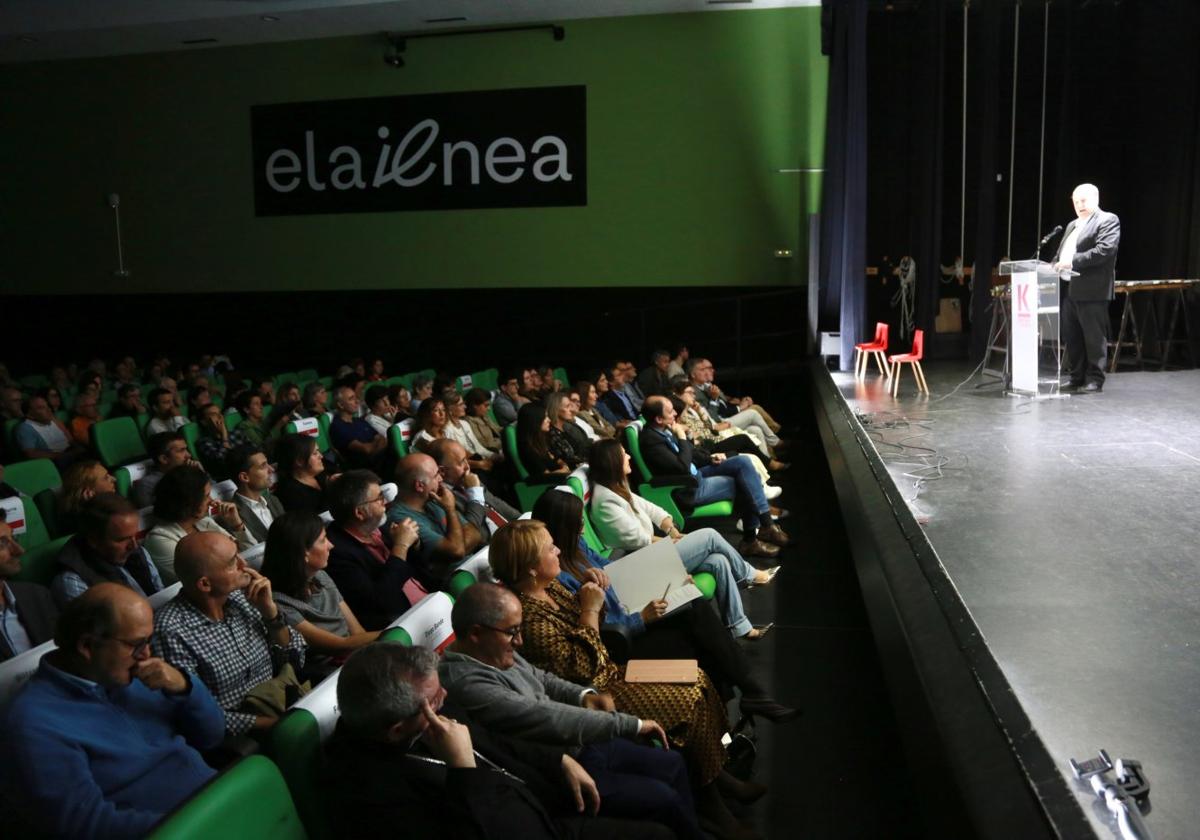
[1034,225,1063,260]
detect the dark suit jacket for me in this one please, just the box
[637,425,714,508]
[0,581,58,661]
[232,491,285,544]
[322,711,563,840]
[325,525,423,631]
[600,390,638,423]
[636,367,671,398]
[1059,209,1121,301]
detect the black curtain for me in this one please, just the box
[910,0,947,346]
[819,0,868,371]
[966,1,1003,362]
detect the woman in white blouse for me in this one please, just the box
[144,464,255,584]
[587,439,778,639]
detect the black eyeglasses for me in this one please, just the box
[104,635,153,655]
[480,624,523,641]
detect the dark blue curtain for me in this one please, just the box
[967,1,1003,362]
[818,0,868,371]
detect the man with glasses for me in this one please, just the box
[153,531,306,736]
[687,358,781,453]
[325,469,426,631]
[0,583,224,836]
[107,383,145,421]
[441,584,705,840]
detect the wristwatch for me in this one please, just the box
[265,612,288,631]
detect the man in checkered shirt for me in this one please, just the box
[153,530,306,735]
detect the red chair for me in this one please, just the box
[854,322,890,379]
[888,329,928,396]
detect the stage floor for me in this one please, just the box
[831,362,1200,840]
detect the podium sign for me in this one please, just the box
[999,260,1074,397]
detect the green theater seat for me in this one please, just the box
[623,425,733,529]
[91,417,149,468]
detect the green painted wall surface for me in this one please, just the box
[0,8,826,295]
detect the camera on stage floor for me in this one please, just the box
[1070,748,1152,840]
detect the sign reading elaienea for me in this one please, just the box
[251,86,586,216]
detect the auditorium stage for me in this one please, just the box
[818,361,1200,840]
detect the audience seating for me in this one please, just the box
[16,534,70,587]
[1,495,51,553]
[3,459,61,497]
[387,424,409,460]
[501,425,560,512]
[285,417,331,455]
[115,458,154,498]
[622,425,733,529]
[181,422,200,459]
[377,591,455,650]
[148,755,306,840]
[447,546,492,599]
[90,417,148,468]
[270,669,342,840]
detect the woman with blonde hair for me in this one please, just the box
[489,518,767,839]
[58,460,117,534]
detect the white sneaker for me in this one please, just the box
[764,484,783,500]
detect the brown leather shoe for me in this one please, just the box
[758,523,790,547]
[738,538,780,559]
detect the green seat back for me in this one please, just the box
[622,426,732,528]
[273,372,298,390]
[16,534,70,586]
[446,569,477,600]
[225,411,243,432]
[270,710,330,840]
[553,367,569,388]
[135,413,151,435]
[623,425,655,483]
[296,369,318,382]
[317,376,333,389]
[4,417,24,459]
[502,425,529,481]
[149,755,306,840]
[387,424,409,459]
[33,488,63,540]
[385,375,413,390]
[379,626,411,644]
[181,422,201,460]
[9,496,52,552]
[3,459,61,497]
[19,374,48,389]
[284,419,330,454]
[91,417,148,468]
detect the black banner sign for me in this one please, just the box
[251,85,586,216]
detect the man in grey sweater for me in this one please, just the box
[440,584,705,840]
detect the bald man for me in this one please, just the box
[0,583,223,837]
[153,531,306,735]
[388,452,484,588]
[1053,183,1121,392]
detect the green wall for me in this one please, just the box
[0,8,826,295]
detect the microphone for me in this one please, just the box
[1039,225,1063,247]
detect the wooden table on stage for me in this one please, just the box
[1109,279,1199,371]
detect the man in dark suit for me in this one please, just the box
[638,396,786,559]
[228,444,285,545]
[599,363,638,423]
[1053,183,1121,392]
[0,509,59,662]
[325,642,672,840]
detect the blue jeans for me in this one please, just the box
[692,454,770,534]
[676,528,757,637]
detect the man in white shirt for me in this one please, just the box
[228,444,284,545]
[363,385,394,438]
[146,387,188,437]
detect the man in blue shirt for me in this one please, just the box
[388,453,483,589]
[0,583,224,837]
[329,385,390,471]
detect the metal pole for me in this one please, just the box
[1006,1,1021,258]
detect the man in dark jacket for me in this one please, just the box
[0,508,58,661]
[638,396,786,559]
[324,642,671,840]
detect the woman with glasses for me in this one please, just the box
[488,519,768,840]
